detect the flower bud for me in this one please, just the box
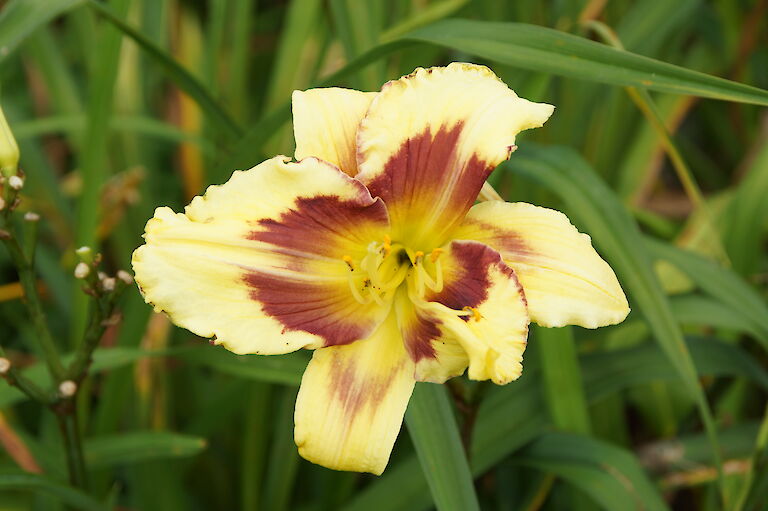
[58,380,77,397]
[74,262,90,279]
[75,246,94,265]
[0,357,10,375]
[0,104,19,177]
[101,277,116,292]
[116,270,133,285]
[0,197,5,211]
[7,175,23,190]
[23,212,40,222]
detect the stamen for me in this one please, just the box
[414,251,424,262]
[383,235,392,257]
[347,274,371,304]
[342,255,355,271]
[463,306,483,322]
[429,248,443,262]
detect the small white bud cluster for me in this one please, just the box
[23,212,40,222]
[0,357,10,375]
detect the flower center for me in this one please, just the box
[341,236,444,307]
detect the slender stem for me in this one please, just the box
[0,346,53,404]
[584,20,729,509]
[55,400,88,489]
[0,227,65,381]
[66,294,115,381]
[583,20,731,267]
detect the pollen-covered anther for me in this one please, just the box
[342,255,355,271]
[429,248,443,262]
[414,251,424,263]
[382,235,392,257]
[463,306,483,322]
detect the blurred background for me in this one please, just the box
[0,0,767,510]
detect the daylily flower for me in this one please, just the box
[132,63,629,475]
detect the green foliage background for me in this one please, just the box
[0,0,767,510]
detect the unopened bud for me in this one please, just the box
[74,262,90,279]
[75,246,94,265]
[101,277,116,292]
[0,197,5,211]
[0,357,10,375]
[0,104,19,177]
[7,175,23,190]
[58,380,77,397]
[23,212,40,222]
[116,270,133,285]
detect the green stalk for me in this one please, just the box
[56,401,88,489]
[0,345,52,404]
[584,19,731,267]
[241,384,270,511]
[583,21,730,508]
[0,225,65,381]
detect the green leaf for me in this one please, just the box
[0,0,85,66]
[403,20,768,105]
[514,432,670,511]
[0,348,161,408]
[535,325,591,434]
[171,344,307,386]
[0,470,108,511]
[345,336,762,511]
[669,294,764,342]
[84,432,207,469]
[86,0,242,139]
[583,337,768,403]
[645,238,768,347]
[507,144,723,483]
[721,137,768,275]
[405,383,480,511]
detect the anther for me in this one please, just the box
[429,248,443,262]
[342,255,355,271]
[414,251,424,262]
[463,306,483,322]
[382,235,392,256]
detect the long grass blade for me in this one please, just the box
[405,383,480,511]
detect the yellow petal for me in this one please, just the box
[132,156,391,355]
[453,201,630,328]
[294,312,415,475]
[399,241,529,385]
[356,63,554,249]
[292,88,376,176]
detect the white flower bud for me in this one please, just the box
[0,357,10,375]
[0,197,5,211]
[101,277,116,292]
[8,175,23,190]
[74,262,90,279]
[58,380,77,397]
[116,270,133,285]
[23,212,40,222]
